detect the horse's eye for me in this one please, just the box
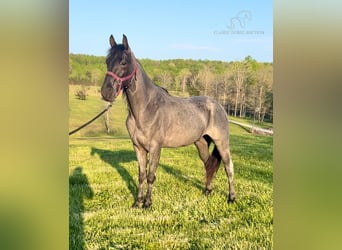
[120,61,127,66]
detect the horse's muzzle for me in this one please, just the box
[101,83,116,102]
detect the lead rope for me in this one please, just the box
[69,102,112,136]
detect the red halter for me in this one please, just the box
[106,64,138,97]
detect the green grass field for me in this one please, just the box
[69,86,273,249]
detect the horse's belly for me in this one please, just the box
[162,127,203,147]
[163,138,198,148]
[162,114,206,147]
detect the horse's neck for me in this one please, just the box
[125,61,155,117]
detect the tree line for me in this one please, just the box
[69,54,273,122]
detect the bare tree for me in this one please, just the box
[231,61,245,117]
[187,72,201,96]
[176,68,192,95]
[254,65,273,122]
[158,72,173,89]
[91,69,102,86]
[197,65,214,96]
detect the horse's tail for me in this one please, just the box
[205,144,222,186]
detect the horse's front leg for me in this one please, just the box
[143,145,162,208]
[132,145,147,208]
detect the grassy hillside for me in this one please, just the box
[69,85,273,249]
[69,85,128,137]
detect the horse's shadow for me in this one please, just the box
[159,163,204,192]
[69,167,93,250]
[90,147,206,198]
[90,147,138,198]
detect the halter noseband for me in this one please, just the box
[106,64,138,97]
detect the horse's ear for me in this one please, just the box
[122,34,129,50]
[109,35,117,47]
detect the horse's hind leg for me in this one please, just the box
[195,136,213,195]
[214,140,236,203]
[195,137,210,164]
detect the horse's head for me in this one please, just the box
[101,34,137,102]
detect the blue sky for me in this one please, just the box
[69,0,272,62]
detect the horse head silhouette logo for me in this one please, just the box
[227,10,252,30]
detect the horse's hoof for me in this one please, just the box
[142,203,151,209]
[142,200,152,209]
[228,198,235,204]
[228,193,236,203]
[204,189,212,196]
[132,202,140,208]
[132,199,143,208]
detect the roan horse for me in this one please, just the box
[101,34,235,208]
